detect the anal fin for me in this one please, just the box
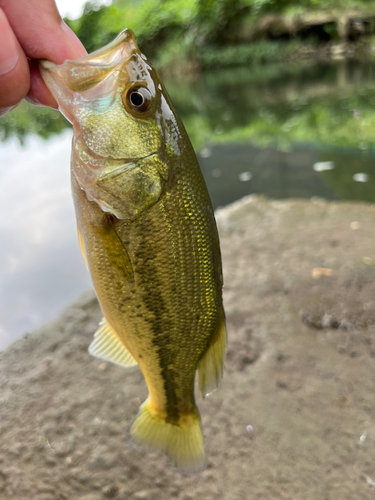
[89,318,138,367]
[198,308,227,398]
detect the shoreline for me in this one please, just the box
[2,195,375,498]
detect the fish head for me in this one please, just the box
[40,29,182,219]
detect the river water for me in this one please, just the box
[1,58,375,348]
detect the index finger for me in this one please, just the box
[1,0,87,107]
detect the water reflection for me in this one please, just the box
[166,59,375,152]
[0,132,92,349]
[2,58,375,348]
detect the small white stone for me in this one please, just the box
[362,257,373,265]
[359,432,367,444]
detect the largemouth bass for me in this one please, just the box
[39,29,226,473]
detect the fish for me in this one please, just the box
[39,29,226,473]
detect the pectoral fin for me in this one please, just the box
[93,216,134,283]
[89,318,138,367]
[77,226,89,270]
[198,309,227,398]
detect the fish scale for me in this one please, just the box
[39,28,226,473]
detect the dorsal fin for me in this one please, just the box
[89,318,138,367]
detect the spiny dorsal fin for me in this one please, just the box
[198,308,227,398]
[89,318,138,367]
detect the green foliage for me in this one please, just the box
[2,0,375,145]
[200,40,301,68]
[66,3,114,54]
[244,0,375,14]
[162,61,375,152]
[0,101,68,144]
[208,98,375,151]
[194,0,250,44]
[67,0,199,56]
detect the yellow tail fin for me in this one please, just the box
[130,398,206,473]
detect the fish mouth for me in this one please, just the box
[39,29,143,121]
[40,29,139,92]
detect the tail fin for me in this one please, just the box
[130,398,206,473]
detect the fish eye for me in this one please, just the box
[125,86,152,113]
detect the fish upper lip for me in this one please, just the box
[39,29,137,74]
[39,60,56,70]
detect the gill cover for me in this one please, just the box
[39,29,170,220]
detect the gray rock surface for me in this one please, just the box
[2,195,375,499]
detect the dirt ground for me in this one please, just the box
[2,195,375,500]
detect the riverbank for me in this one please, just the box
[2,196,375,499]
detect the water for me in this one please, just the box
[170,59,375,207]
[198,142,375,209]
[2,58,375,349]
[0,132,92,349]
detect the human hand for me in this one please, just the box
[0,0,86,116]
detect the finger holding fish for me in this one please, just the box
[0,0,86,113]
[0,7,29,113]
